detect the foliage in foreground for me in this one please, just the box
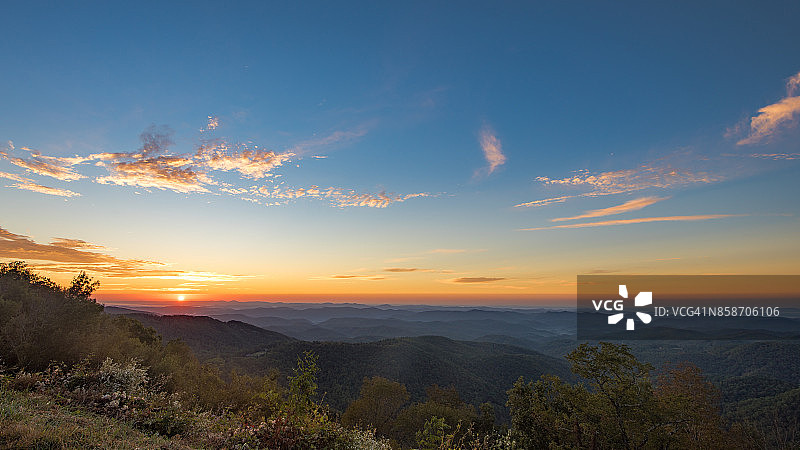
[0,262,391,449]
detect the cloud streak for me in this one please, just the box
[536,165,718,195]
[520,214,744,231]
[514,195,576,208]
[517,162,719,209]
[11,182,81,197]
[0,225,247,284]
[383,267,446,273]
[322,274,386,280]
[551,196,668,222]
[749,152,800,160]
[3,153,86,181]
[450,277,506,283]
[256,186,428,208]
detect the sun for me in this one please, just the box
[177,295,185,302]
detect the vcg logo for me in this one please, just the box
[592,284,653,331]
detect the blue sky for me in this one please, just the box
[1,1,799,303]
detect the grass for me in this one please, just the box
[0,388,193,449]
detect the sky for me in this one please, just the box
[1,1,799,305]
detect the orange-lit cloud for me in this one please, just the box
[517,162,719,209]
[206,115,219,130]
[738,96,800,145]
[520,214,744,231]
[1,150,85,181]
[3,123,427,208]
[96,157,212,193]
[0,171,31,183]
[257,186,428,208]
[383,267,446,273]
[11,182,81,197]
[197,142,294,179]
[332,191,428,208]
[50,238,111,251]
[478,126,506,175]
[514,195,577,208]
[450,277,506,283]
[551,196,668,222]
[92,126,213,193]
[324,274,386,280]
[5,156,85,181]
[1,226,147,266]
[0,225,247,285]
[738,71,800,145]
[536,165,719,195]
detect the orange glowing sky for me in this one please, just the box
[2,3,800,305]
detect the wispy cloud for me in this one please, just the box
[321,274,386,280]
[1,170,81,197]
[536,165,718,194]
[1,123,425,208]
[478,126,506,175]
[748,152,800,160]
[50,238,111,251]
[450,277,506,283]
[514,195,577,208]
[0,225,248,284]
[520,214,744,231]
[551,196,668,222]
[256,186,428,208]
[289,129,368,155]
[787,72,800,96]
[383,267,445,273]
[0,171,32,183]
[95,158,212,193]
[384,248,483,264]
[737,71,800,145]
[11,182,81,197]
[517,163,718,209]
[0,146,86,181]
[428,248,468,254]
[196,141,293,179]
[206,115,219,131]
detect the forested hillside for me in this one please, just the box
[2,262,798,449]
[119,312,571,414]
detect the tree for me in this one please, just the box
[288,350,318,413]
[566,342,656,449]
[392,384,476,447]
[474,402,496,436]
[507,374,593,449]
[341,376,409,437]
[654,362,730,449]
[65,271,100,301]
[416,416,450,450]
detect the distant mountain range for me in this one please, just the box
[105,303,800,421]
[105,306,572,413]
[105,304,576,343]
